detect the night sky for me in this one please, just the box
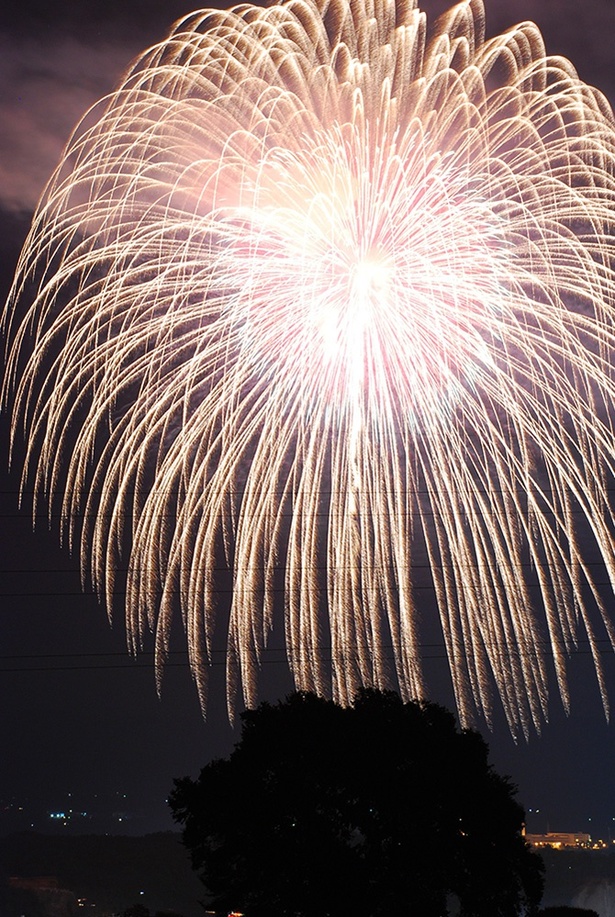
[2,0,615,840]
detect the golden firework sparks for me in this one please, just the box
[4,0,615,736]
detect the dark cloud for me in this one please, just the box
[3,0,220,41]
[483,0,615,105]
[0,35,134,213]
[0,0,237,213]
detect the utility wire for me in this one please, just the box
[1,642,614,674]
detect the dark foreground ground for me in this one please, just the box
[0,832,204,917]
[2,832,615,916]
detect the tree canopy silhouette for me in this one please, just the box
[169,690,543,917]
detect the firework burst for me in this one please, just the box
[4,0,615,736]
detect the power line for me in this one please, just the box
[2,641,615,674]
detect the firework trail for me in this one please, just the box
[4,0,615,736]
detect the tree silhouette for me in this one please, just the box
[169,690,543,917]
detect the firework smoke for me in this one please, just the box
[4,0,615,736]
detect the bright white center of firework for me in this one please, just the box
[354,251,392,294]
[218,141,514,419]
[320,249,393,367]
